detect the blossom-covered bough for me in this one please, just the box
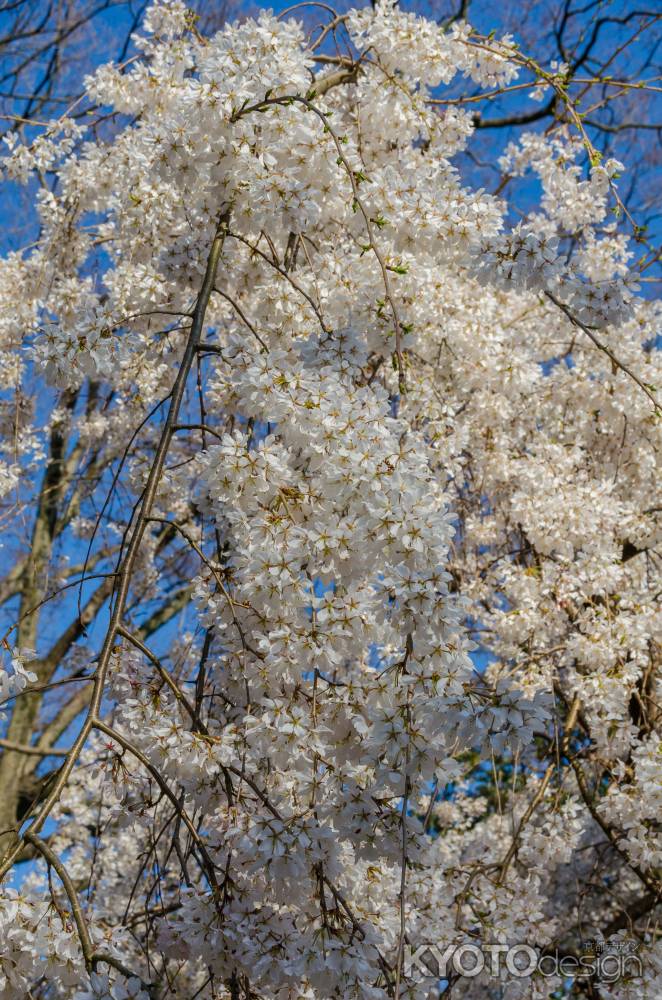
[0,1,660,997]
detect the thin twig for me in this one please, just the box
[546,291,660,413]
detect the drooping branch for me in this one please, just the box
[0,209,231,875]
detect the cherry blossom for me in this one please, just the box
[0,1,659,998]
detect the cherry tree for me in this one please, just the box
[0,1,660,998]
